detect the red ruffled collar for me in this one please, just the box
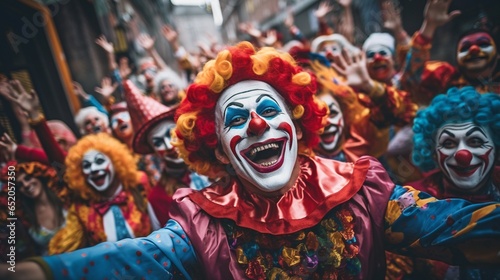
[189,156,370,234]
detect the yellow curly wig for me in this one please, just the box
[64,133,140,201]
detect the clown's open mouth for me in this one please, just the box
[321,125,338,144]
[91,174,107,186]
[372,63,388,71]
[449,164,481,177]
[242,138,286,172]
[321,132,338,144]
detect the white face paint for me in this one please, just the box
[318,94,344,153]
[83,112,108,135]
[457,32,497,71]
[435,122,495,190]
[111,111,133,140]
[215,80,298,193]
[319,41,342,58]
[365,45,394,82]
[82,149,115,192]
[147,120,184,164]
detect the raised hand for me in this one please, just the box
[137,33,156,52]
[0,81,41,119]
[161,25,179,44]
[382,1,403,32]
[336,0,352,8]
[420,0,460,38]
[332,51,374,93]
[95,35,114,54]
[314,1,334,20]
[118,59,132,79]
[0,133,17,162]
[72,81,90,100]
[424,0,460,27]
[94,77,118,99]
[261,30,278,46]
[238,22,262,39]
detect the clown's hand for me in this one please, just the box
[421,0,460,38]
[315,1,334,20]
[332,51,374,93]
[0,133,17,162]
[2,80,41,120]
[94,77,118,100]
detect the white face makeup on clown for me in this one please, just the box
[457,32,497,71]
[215,80,298,193]
[318,94,344,153]
[147,120,184,164]
[111,111,133,140]
[82,149,115,192]
[365,45,394,82]
[436,122,495,190]
[319,41,342,61]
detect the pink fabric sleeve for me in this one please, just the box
[169,188,246,279]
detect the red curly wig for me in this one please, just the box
[174,41,328,178]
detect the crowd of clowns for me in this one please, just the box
[0,0,500,279]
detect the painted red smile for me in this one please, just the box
[449,164,481,177]
[241,138,286,173]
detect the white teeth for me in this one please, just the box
[260,159,278,167]
[250,143,279,156]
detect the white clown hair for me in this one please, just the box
[310,34,361,56]
[74,106,109,135]
[153,67,187,95]
[362,33,395,53]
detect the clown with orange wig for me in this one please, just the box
[46,133,160,254]
[6,42,500,280]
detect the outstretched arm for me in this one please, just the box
[27,220,200,279]
[385,185,500,265]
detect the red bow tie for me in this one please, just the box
[94,191,128,215]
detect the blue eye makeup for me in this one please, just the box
[256,99,281,119]
[225,107,249,128]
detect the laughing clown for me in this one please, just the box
[411,86,500,202]
[47,133,160,254]
[6,42,500,280]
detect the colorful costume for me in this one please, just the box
[312,62,416,161]
[400,31,500,105]
[47,133,160,254]
[403,87,500,279]
[123,80,209,226]
[27,42,500,279]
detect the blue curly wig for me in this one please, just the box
[412,86,500,172]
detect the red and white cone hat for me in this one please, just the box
[123,79,176,155]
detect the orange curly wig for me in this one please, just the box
[64,133,140,201]
[173,41,328,178]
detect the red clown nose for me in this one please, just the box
[455,149,473,166]
[247,112,269,137]
[468,45,480,55]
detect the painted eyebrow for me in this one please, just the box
[439,130,455,138]
[222,89,263,106]
[256,94,278,104]
[466,127,487,137]
[223,102,244,119]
